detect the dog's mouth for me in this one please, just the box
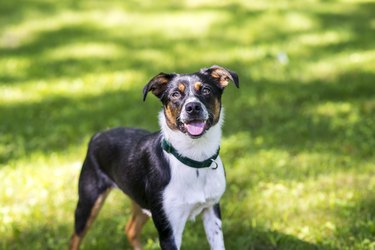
[179,120,208,138]
[185,120,207,136]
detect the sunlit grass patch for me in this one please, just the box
[303,50,375,82]
[225,152,375,246]
[250,172,375,236]
[0,153,139,249]
[295,30,353,47]
[0,57,30,80]
[0,70,143,104]
[0,157,79,243]
[308,101,360,130]
[46,42,125,60]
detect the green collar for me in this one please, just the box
[161,139,220,169]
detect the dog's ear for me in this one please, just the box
[200,65,239,89]
[143,73,176,101]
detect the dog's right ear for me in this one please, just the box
[143,73,176,101]
[200,65,239,89]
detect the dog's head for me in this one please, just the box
[143,65,239,138]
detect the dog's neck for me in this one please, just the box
[159,110,223,161]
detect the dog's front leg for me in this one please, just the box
[203,204,225,250]
[151,206,188,250]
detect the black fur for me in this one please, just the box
[74,128,178,247]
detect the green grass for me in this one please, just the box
[1,0,375,249]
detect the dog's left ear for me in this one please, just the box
[143,73,176,101]
[200,65,239,89]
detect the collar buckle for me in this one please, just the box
[210,159,219,170]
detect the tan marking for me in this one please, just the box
[210,69,230,88]
[164,104,179,131]
[194,82,202,91]
[69,234,81,250]
[125,202,149,250]
[211,72,220,79]
[157,75,170,85]
[69,188,112,250]
[212,98,222,124]
[178,83,185,92]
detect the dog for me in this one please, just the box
[69,65,239,250]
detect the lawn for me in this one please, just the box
[1,0,375,249]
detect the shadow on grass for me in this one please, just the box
[2,215,327,250]
[1,223,72,250]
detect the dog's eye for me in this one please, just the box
[171,91,181,99]
[202,87,211,95]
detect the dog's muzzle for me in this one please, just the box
[179,101,209,137]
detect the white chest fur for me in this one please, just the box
[163,153,226,221]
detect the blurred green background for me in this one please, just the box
[1,0,375,249]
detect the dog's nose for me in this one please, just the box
[185,102,202,114]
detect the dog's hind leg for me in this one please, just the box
[125,201,149,250]
[70,155,113,250]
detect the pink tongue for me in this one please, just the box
[185,122,206,136]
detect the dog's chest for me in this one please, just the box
[162,154,226,220]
